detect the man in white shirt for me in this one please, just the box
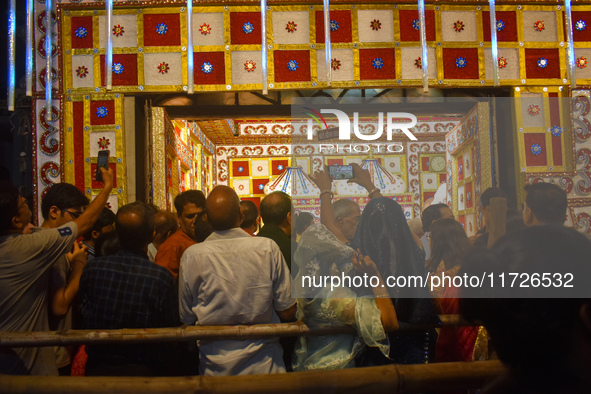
[179,185,296,376]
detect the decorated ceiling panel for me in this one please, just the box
[60,4,591,94]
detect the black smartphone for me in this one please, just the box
[328,165,354,180]
[96,150,110,182]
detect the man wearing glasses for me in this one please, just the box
[0,168,113,376]
[155,190,206,279]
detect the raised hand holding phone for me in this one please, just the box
[96,150,110,182]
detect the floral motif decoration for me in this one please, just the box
[412,19,420,31]
[415,57,422,69]
[537,57,548,68]
[455,57,467,68]
[287,60,299,71]
[75,27,87,38]
[528,104,540,116]
[453,20,465,33]
[551,125,562,137]
[243,22,254,34]
[530,143,543,156]
[277,165,284,171]
[112,63,124,75]
[371,19,381,31]
[112,24,124,37]
[534,20,545,32]
[157,62,169,74]
[76,66,88,78]
[577,56,588,69]
[96,106,109,118]
[285,21,297,33]
[156,23,168,35]
[201,62,213,74]
[575,20,586,31]
[498,57,507,69]
[244,60,256,72]
[496,20,505,32]
[330,20,339,32]
[199,23,211,35]
[372,58,384,69]
[331,58,341,70]
[98,137,110,150]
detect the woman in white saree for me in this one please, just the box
[292,166,398,371]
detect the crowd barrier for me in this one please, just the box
[0,361,505,394]
[0,315,499,393]
[0,315,471,348]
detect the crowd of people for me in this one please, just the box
[1,164,590,392]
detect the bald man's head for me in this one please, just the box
[116,201,154,251]
[206,186,242,231]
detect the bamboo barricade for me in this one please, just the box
[0,315,473,348]
[0,360,505,393]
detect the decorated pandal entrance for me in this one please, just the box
[28,1,591,235]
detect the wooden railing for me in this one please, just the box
[0,361,505,394]
[0,315,471,348]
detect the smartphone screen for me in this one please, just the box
[96,150,110,182]
[328,165,354,180]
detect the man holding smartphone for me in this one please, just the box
[0,168,113,375]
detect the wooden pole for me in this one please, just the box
[0,361,505,394]
[0,315,476,348]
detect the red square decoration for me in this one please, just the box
[100,54,138,86]
[439,173,447,184]
[230,12,262,45]
[571,12,591,42]
[90,100,115,126]
[143,14,181,47]
[525,49,561,79]
[327,158,344,166]
[274,50,311,83]
[457,155,464,181]
[71,16,93,49]
[399,10,436,42]
[91,163,117,189]
[315,10,352,43]
[421,157,430,171]
[359,48,395,80]
[482,11,518,42]
[524,133,548,167]
[423,191,436,202]
[272,160,289,175]
[443,48,479,79]
[252,179,269,194]
[232,160,250,177]
[194,52,226,85]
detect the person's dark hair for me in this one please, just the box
[459,225,591,391]
[115,201,155,251]
[427,218,471,273]
[240,200,259,229]
[480,187,509,209]
[174,190,206,217]
[506,208,525,234]
[0,181,20,236]
[41,183,89,220]
[295,211,315,235]
[83,207,115,240]
[153,211,178,242]
[421,203,450,232]
[259,191,292,226]
[95,230,120,257]
[524,182,567,224]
